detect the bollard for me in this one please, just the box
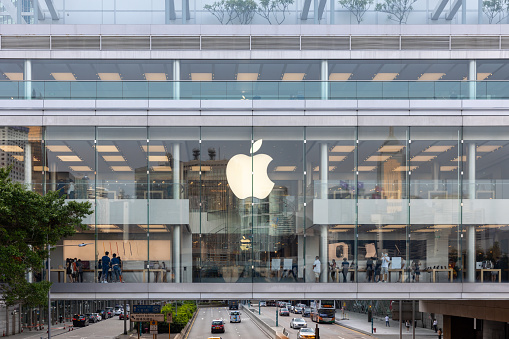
[374,328,376,333]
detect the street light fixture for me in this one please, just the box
[47,242,92,339]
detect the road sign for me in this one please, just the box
[150,320,158,334]
[133,305,162,314]
[167,312,173,323]
[130,313,165,322]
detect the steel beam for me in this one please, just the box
[1,0,26,24]
[301,0,312,20]
[44,0,59,20]
[446,0,462,20]
[431,0,448,20]
[317,0,327,20]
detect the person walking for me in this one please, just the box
[111,253,121,282]
[313,256,321,283]
[433,319,438,332]
[76,259,83,283]
[385,315,390,327]
[341,257,349,283]
[101,252,110,283]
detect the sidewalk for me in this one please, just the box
[336,310,438,338]
[3,321,74,339]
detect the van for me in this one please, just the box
[229,310,241,323]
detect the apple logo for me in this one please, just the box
[226,139,274,200]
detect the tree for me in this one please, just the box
[339,0,373,23]
[375,0,417,24]
[0,167,92,307]
[205,0,258,24]
[258,0,294,24]
[483,0,505,23]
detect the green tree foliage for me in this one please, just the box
[375,0,417,24]
[482,0,505,23]
[157,301,197,333]
[339,0,373,23]
[205,0,258,24]
[258,0,294,24]
[0,167,92,307]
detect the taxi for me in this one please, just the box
[211,319,225,333]
[297,327,316,339]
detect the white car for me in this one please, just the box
[297,327,315,339]
[113,307,123,315]
[290,318,307,329]
[93,313,102,321]
[259,301,267,307]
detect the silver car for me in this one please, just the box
[290,318,307,329]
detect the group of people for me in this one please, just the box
[65,258,84,283]
[328,258,354,282]
[98,251,123,283]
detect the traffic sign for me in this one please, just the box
[130,313,165,322]
[167,312,173,323]
[133,305,162,314]
[150,320,158,334]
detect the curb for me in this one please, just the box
[335,320,375,337]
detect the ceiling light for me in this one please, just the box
[274,166,297,172]
[12,155,23,161]
[69,166,93,171]
[149,155,169,162]
[331,145,355,153]
[51,73,76,81]
[282,73,305,81]
[372,73,398,81]
[430,225,456,229]
[330,229,349,232]
[413,229,437,233]
[477,145,502,152]
[46,145,72,152]
[144,73,167,81]
[440,166,458,171]
[102,155,125,162]
[191,73,212,81]
[329,73,352,81]
[190,166,211,171]
[477,73,492,81]
[333,225,355,228]
[418,73,445,81]
[357,166,376,171]
[111,166,132,171]
[313,166,337,171]
[96,145,119,152]
[365,155,391,162]
[378,145,404,152]
[152,166,172,171]
[0,145,23,152]
[393,166,418,171]
[4,72,23,81]
[57,155,82,162]
[93,224,120,229]
[411,155,437,162]
[368,229,394,232]
[451,156,480,162]
[236,73,258,81]
[383,224,407,228]
[423,145,454,153]
[34,166,49,171]
[98,73,121,81]
[329,155,346,162]
[141,145,166,152]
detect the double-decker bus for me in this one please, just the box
[228,300,239,310]
[310,300,335,324]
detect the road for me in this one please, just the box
[186,307,270,339]
[259,306,371,339]
[57,317,126,339]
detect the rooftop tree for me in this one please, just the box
[482,0,505,23]
[375,0,417,24]
[339,0,374,23]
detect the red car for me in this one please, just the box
[119,313,129,320]
[279,308,290,316]
[211,319,225,333]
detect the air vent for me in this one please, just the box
[451,36,500,49]
[301,36,349,50]
[151,36,200,50]
[2,36,50,49]
[101,36,150,50]
[251,36,300,50]
[401,36,450,50]
[351,36,400,50]
[201,36,250,50]
[51,36,100,50]
[498,36,509,49]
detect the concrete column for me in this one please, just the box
[468,143,476,199]
[469,60,476,100]
[433,162,439,191]
[173,60,180,100]
[467,142,476,282]
[50,163,57,191]
[181,0,187,23]
[321,60,328,100]
[173,225,181,283]
[24,60,31,100]
[33,0,39,23]
[320,143,328,282]
[329,0,335,24]
[173,143,180,199]
[165,0,171,24]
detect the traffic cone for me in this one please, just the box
[3,330,5,336]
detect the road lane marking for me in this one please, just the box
[335,323,378,338]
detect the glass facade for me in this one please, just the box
[3,125,509,284]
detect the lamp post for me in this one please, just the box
[47,242,91,339]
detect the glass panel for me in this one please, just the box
[97,82,123,99]
[149,82,174,100]
[383,81,408,99]
[252,127,304,283]
[122,82,148,99]
[71,82,97,99]
[253,82,279,100]
[44,81,71,99]
[330,82,357,100]
[0,82,21,99]
[279,82,305,100]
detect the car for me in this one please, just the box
[119,312,129,320]
[92,313,102,321]
[105,307,114,318]
[72,314,89,327]
[302,308,311,317]
[290,318,307,329]
[211,319,225,333]
[259,301,267,307]
[229,310,241,323]
[297,327,316,339]
[279,308,289,316]
[114,307,123,315]
[294,307,303,314]
[85,313,97,323]
[96,310,107,319]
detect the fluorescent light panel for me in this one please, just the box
[4,72,23,81]
[141,145,166,152]
[431,224,456,229]
[313,166,338,171]
[331,145,355,153]
[96,145,119,152]
[372,73,398,81]
[12,155,23,161]
[423,145,454,153]
[477,145,502,152]
[282,73,305,81]
[393,166,418,171]
[333,225,355,228]
[365,155,391,162]
[190,166,211,171]
[329,155,346,162]
[383,224,407,228]
[357,166,376,171]
[477,73,492,81]
[98,73,121,81]
[57,155,82,162]
[46,145,72,152]
[274,166,297,172]
[102,155,125,162]
[378,145,404,152]
[34,166,49,171]
[411,155,437,162]
[236,73,258,81]
[329,73,352,81]
[152,166,172,172]
[69,166,93,171]
[0,145,23,152]
[51,72,76,81]
[144,73,167,81]
[418,73,445,81]
[440,166,458,171]
[149,155,169,162]
[191,73,212,81]
[110,166,132,171]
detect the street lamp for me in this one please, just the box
[47,242,92,339]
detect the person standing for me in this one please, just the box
[341,257,349,283]
[385,315,390,327]
[381,253,390,283]
[101,252,110,283]
[405,320,410,332]
[97,259,102,282]
[66,259,73,283]
[313,256,321,283]
[67,180,75,199]
[366,257,374,282]
[76,259,83,283]
[433,319,438,332]
[329,259,337,282]
[118,256,124,283]
[111,253,121,283]
[375,256,382,283]
[437,328,442,339]
[71,258,77,283]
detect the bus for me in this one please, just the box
[228,300,239,310]
[310,300,335,324]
